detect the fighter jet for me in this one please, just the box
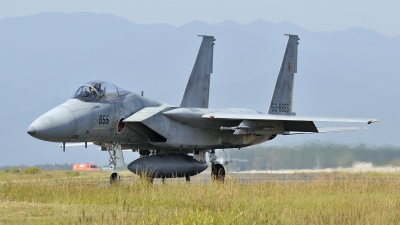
[27,34,378,183]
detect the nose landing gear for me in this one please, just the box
[110,171,120,184]
[106,142,123,184]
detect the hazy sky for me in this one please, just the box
[1,0,399,36]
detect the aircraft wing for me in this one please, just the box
[202,113,377,124]
[201,113,378,135]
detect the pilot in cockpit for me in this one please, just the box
[73,81,124,102]
[89,87,96,94]
[89,86,97,99]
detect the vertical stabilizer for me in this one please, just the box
[180,35,215,108]
[268,34,299,115]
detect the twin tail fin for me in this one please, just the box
[180,35,215,108]
[268,34,299,115]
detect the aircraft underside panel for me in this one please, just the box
[283,121,318,132]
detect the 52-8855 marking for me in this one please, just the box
[270,103,290,113]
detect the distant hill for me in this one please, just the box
[0,12,398,166]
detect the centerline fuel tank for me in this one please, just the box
[127,154,208,178]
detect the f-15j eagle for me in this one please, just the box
[27,34,378,183]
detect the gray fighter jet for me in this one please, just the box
[27,35,378,183]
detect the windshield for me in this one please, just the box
[71,80,130,102]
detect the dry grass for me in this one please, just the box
[0,170,400,224]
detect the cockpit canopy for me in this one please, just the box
[71,80,130,102]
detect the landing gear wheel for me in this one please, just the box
[110,172,120,184]
[211,164,225,183]
[185,176,191,183]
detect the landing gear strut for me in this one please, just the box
[209,149,225,182]
[106,142,120,184]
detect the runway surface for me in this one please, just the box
[119,162,400,185]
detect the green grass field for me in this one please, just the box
[1,169,400,224]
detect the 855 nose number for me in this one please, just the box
[99,115,109,124]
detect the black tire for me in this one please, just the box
[211,164,225,183]
[110,172,120,184]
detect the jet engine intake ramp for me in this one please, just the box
[180,35,215,108]
[268,34,299,116]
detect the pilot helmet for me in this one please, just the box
[91,82,101,91]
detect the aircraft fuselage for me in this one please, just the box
[28,92,271,151]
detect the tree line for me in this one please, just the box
[0,163,72,171]
[218,142,400,171]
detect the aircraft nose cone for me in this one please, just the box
[27,126,36,136]
[28,107,76,142]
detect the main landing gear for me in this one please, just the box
[110,172,120,184]
[209,149,225,182]
[106,142,120,184]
